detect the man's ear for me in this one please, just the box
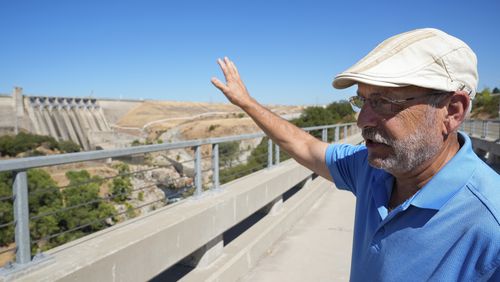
[444,91,470,134]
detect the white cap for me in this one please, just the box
[333,28,478,99]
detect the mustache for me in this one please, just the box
[362,128,392,145]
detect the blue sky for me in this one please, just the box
[0,0,498,105]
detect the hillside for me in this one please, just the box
[112,100,305,142]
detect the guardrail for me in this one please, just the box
[0,122,359,272]
[460,119,500,141]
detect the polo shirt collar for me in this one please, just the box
[410,132,477,210]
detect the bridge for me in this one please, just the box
[461,119,500,166]
[0,120,498,281]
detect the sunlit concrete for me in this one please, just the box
[241,188,354,282]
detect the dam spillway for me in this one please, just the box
[0,87,145,151]
[25,96,112,150]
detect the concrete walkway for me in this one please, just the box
[241,188,356,282]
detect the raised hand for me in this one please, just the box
[211,57,253,108]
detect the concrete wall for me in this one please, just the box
[2,159,315,282]
[99,99,143,125]
[0,96,14,129]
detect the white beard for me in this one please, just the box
[362,109,442,174]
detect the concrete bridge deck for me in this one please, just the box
[242,187,355,282]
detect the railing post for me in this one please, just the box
[498,121,500,140]
[267,139,273,169]
[343,126,348,140]
[481,120,486,138]
[485,120,490,139]
[321,128,328,142]
[211,144,219,190]
[335,126,339,142]
[274,144,280,166]
[194,146,202,196]
[13,170,31,265]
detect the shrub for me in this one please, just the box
[208,124,219,132]
[58,140,80,153]
[0,133,80,157]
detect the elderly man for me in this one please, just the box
[211,28,499,281]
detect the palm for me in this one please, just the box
[211,57,251,107]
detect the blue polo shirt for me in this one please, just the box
[325,132,500,281]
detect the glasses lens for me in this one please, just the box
[349,96,363,112]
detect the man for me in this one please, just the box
[211,28,499,281]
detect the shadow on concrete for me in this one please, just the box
[151,176,312,281]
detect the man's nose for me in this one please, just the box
[357,103,379,129]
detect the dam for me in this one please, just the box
[0,87,139,150]
[26,96,111,150]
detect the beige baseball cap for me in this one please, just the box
[333,28,478,99]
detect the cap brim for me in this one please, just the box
[332,73,409,89]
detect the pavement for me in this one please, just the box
[241,188,356,282]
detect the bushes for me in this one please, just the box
[0,169,116,253]
[219,141,239,168]
[0,132,80,157]
[58,140,81,153]
[218,101,355,184]
[110,163,132,203]
[0,172,14,246]
[472,88,499,118]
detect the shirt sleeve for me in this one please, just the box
[325,143,368,196]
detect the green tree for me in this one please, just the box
[219,141,240,168]
[28,169,62,214]
[0,172,14,246]
[472,87,499,118]
[0,133,80,157]
[56,170,115,246]
[23,169,62,252]
[219,101,355,184]
[110,163,132,203]
[57,140,81,153]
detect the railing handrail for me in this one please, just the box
[0,121,361,272]
[0,123,357,172]
[461,119,500,142]
[464,119,500,122]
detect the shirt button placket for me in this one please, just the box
[370,226,386,253]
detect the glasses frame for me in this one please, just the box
[348,91,451,116]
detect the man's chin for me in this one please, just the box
[367,158,384,169]
[367,155,396,171]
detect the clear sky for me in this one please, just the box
[0,0,498,105]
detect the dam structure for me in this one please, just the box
[0,87,139,150]
[26,96,111,150]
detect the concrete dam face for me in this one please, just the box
[26,96,111,150]
[0,87,143,151]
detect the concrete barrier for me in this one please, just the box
[3,159,314,282]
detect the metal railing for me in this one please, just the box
[0,122,359,269]
[460,119,500,141]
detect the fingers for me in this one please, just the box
[230,60,240,76]
[217,58,229,79]
[224,57,236,77]
[211,77,228,92]
[218,57,239,80]
[213,56,243,93]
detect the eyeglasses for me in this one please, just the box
[348,91,450,116]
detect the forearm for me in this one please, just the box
[211,57,332,180]
[240,98,314,159]
[240,98,331,180]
